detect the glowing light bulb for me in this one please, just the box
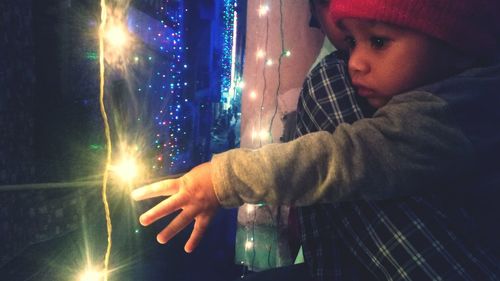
[111,156,139,183]
[256,49,265,59]
[246,204,256,214]
[245,240,254,250]
[79,270,102,281]
[250,91,257,100]
[284,50,291,57]
[252,129,270,142]
[266,59,273,66]
[258,5,270,17]
[105,25,129,48]
[259,130,270,141]
[236,80,245,89]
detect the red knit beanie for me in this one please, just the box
[330,0,500,57]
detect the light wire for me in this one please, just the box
[99,0,113,280]
[258,14,269,148]
[268,0,285,142]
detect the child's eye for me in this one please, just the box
[370,37,389,49]
[344,36,356,49]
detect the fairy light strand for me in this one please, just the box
[226,8,239,109]
[220,0,237,107]
[258,12,269,147]
[244,1,290,271]
[98,0,113,280]
[139,2,187,173]
[268,0,285,142]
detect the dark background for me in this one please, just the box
[0,0,245,280]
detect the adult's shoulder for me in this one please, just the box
[320,49,348,63]
[419,58,500,102]
[309,50,350,78]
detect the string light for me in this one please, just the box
[258,5,270,17]
[256,49,265,59]
[109,142,145,185]
[258,129,270,141]
[98,1,113,280]
[246,204,256,214]
[128,2,188,173]
[79,269,103,281]
[267,0,286,142]
[243,0,291,272]
[245,240,254,250]
[220,0,240,109]
[110,152,143,184]
[104,24,129,48]
[236,80,246,89]
[226,5,240,109]
[113,158,138,181]
[251,128,271,143]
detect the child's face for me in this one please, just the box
[312,0,347,49]
[340,19,455,108]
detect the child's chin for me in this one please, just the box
[367,98,389,109]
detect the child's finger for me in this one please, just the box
[184,216,210,253]
[138,193,184,226]
[131,179,180,200]
[156,209,195,244]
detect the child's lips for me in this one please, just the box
[353,84,375,97]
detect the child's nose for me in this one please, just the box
[348,49,370,76]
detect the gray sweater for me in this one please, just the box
[211,61,500,212]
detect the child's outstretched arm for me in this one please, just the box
[131,162,220,253]
[132,90,475,252]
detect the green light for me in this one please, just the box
[89,144,104,150]
[85,51,98,61]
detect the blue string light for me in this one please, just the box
[128,1,188,173]
[126,0,241,173]
[220,0,238,104]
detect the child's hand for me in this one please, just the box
[131,162,220,253]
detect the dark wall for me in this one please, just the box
[0,0,38,267]
[0,1,240,280]
[33,0,104,182]
[0,0,36,185]
[0,0,95,269]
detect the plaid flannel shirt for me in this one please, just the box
[293,51,499,281]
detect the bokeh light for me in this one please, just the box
[105,24,129,48]
[79,269,103,281]
[113,156,139,183]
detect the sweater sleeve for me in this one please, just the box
[211,91,475,208]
